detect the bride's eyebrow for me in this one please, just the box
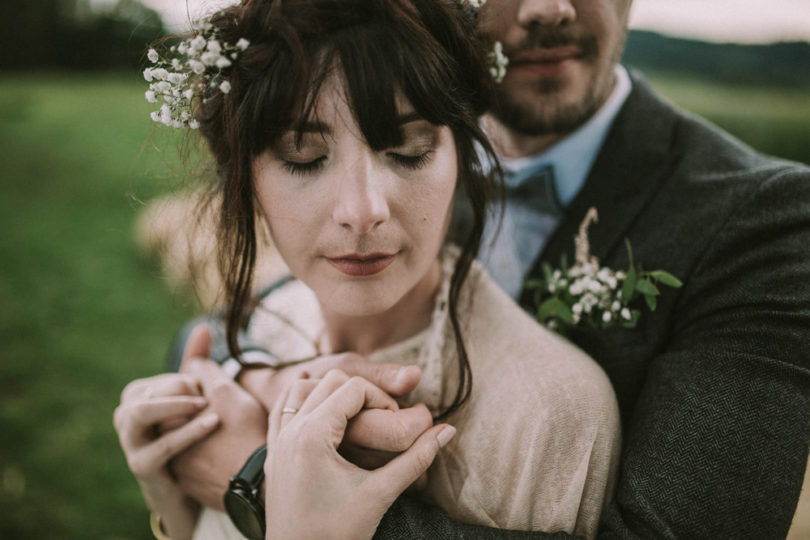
[290,120,332,135]
[396,112,423,126]
[276,121,331,151]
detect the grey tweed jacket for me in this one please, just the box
[376,74,810,539]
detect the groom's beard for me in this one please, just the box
[491,26,620,137]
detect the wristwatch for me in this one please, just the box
[224,445,267,540]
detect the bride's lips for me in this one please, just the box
[509,46,583,77]
[326,253,397,276]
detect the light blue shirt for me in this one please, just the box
[479,66,632,299]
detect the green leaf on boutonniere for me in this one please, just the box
[635,278,659,296]
[622,264,637,302]
[537,297,575,325]
[524,278,545,290]
[624,237,635,266]
[541,262,554,285]
[644,292,657,311]
[647,270,683,288]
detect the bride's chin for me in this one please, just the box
[325,293,399,318]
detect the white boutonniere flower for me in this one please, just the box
[527,207,682,332]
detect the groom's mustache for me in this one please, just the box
[506,28,599,61]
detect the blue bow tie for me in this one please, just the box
[504,163,563,218]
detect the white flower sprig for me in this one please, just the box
[487,41,509,83]
[526,207,682,333]
[144,22,249,129]
[456,0,509,84]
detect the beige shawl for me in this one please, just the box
[195,248,620,538]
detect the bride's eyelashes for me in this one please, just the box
[387,150,434,170]
[282,156,327,176]
[280,148,435,177]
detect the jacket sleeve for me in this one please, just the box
[375,496,577,539]
[598,166,810,538]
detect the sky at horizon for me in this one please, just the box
[115,0,810,44]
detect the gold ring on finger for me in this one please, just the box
[281,407,298,415]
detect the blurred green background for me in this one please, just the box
[1,3,809,539]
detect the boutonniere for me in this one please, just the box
[526,207,682,333]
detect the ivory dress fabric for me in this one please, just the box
[194,248,621,539]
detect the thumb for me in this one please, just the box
[370,424,456,504]
[182,323,211,362]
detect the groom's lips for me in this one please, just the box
[509,46,583,77]
[326,252,397,276]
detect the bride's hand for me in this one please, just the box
[264,369,456,540]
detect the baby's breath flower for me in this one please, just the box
[488,41,509,84]
[190,35,206,52]
[189,59,205,74]
[207,39,222,54]
[144,23,250,129]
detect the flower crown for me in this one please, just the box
[144,19,249,129]
[145,1,508,128]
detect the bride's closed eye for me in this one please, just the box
[387,150,434,170]
[282,156,327,176]
[273,131,329,177]
[387,121,440,171]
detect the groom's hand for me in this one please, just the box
[240,352,422,410]
[171,324,434,506]
[241,352,435,471]
[170,325,268,511]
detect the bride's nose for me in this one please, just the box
[331,156,391,234]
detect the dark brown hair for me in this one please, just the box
[196,0,498,419]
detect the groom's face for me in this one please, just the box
[479,0,632,137]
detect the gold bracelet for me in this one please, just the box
[149,512,173,540]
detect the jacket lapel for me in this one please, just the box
[520,74,684,309]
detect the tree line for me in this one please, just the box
[1,1,808,89]
[0,0,165,70]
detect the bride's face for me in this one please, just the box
[252,76,458,317]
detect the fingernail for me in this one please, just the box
[200,413,219,428]
[394,365,418,387]
[436,425,456,448]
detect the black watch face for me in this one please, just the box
[224,490,264,540]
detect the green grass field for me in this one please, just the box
[0,72,808,539]
[0,74,198,539]
[643,70,810,166]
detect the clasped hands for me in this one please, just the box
[116,323,451,539]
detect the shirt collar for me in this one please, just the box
[499,65,632,206]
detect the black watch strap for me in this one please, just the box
[234,444,267,488]
[225,445,267,540]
